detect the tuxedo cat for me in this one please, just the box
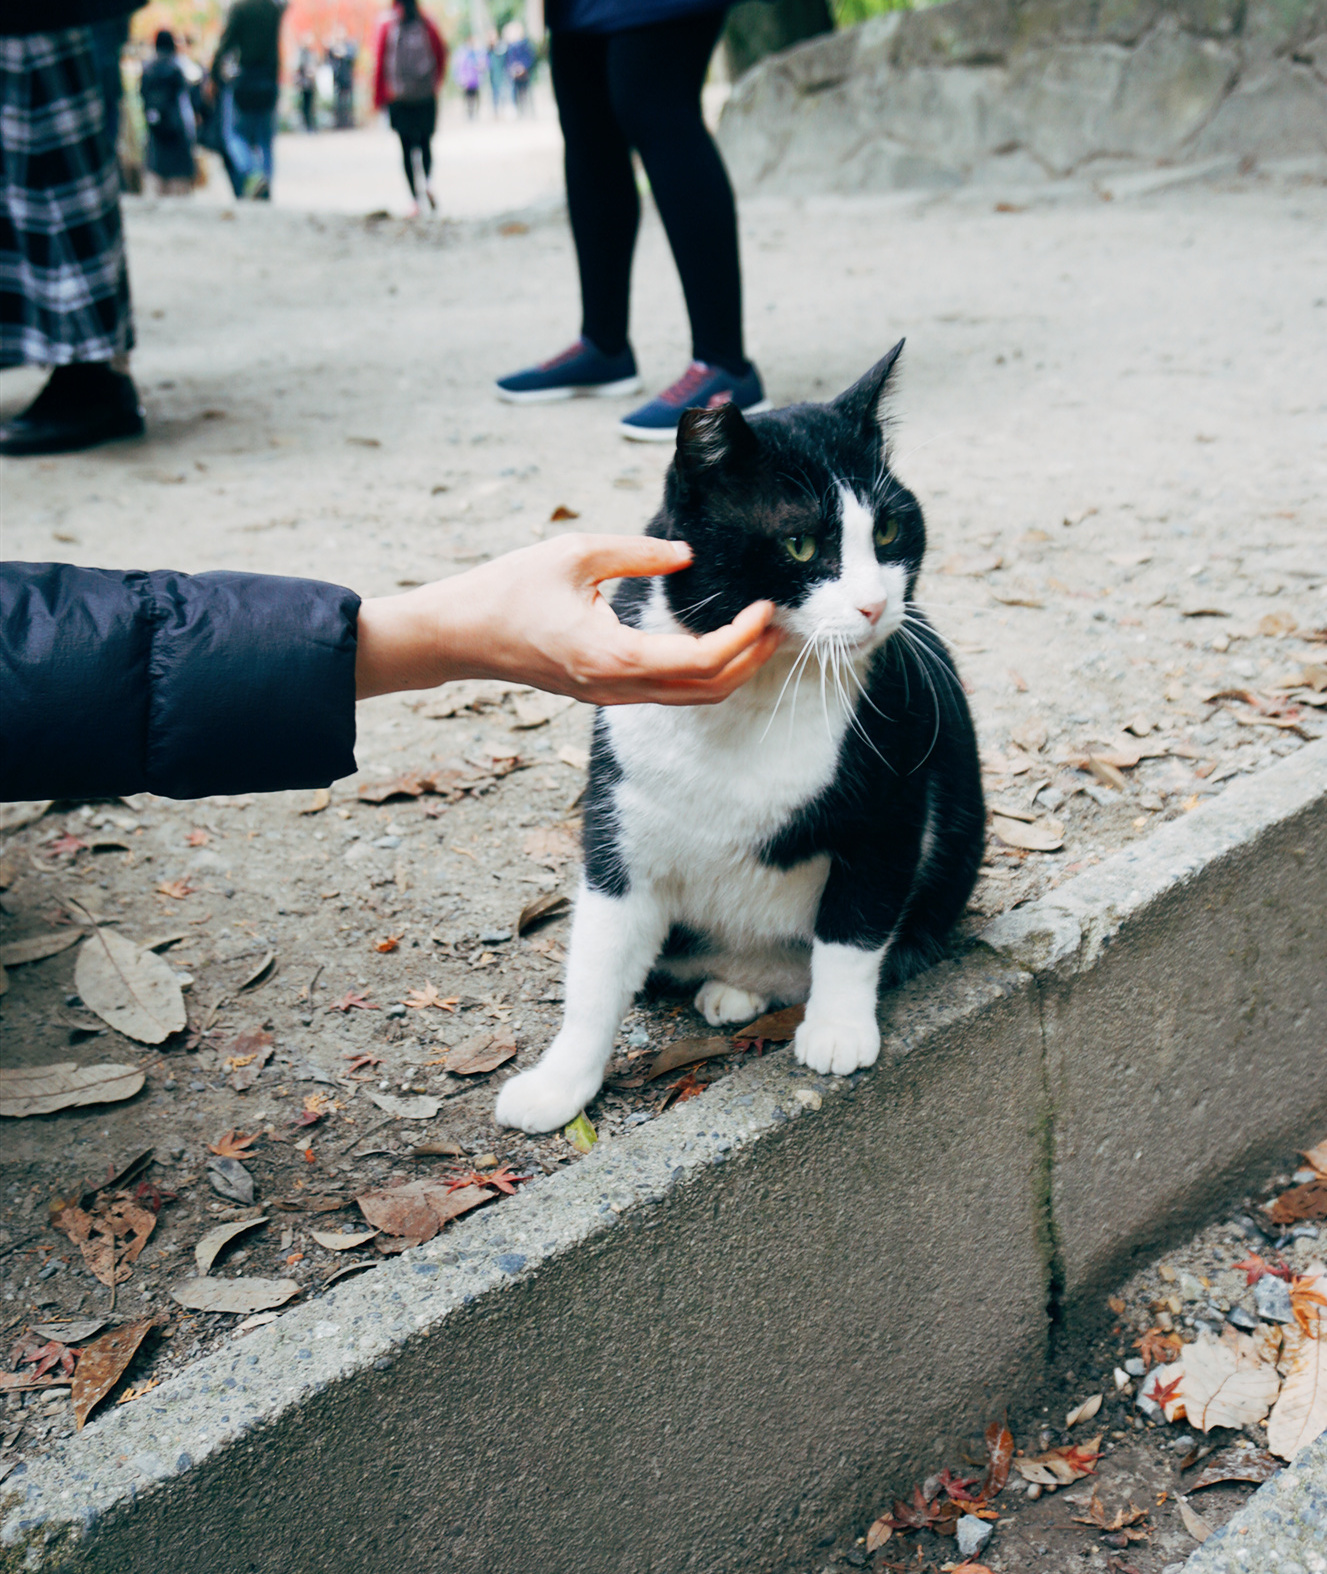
[495,343,985,1134]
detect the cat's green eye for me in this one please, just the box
[874,517,900,549]
[783,534,818,563]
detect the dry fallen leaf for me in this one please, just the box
[0,1061,144,1118]
[310,1228,379,1251]
[0,799,53,834]
[1267,1262,1327,1460]
[732,1004,805,1043]
[374,933,403,954]
[1177,1497,1213,1542]
[210,1129,259,1158]
[1302,1140,1327,1180]
[74,928,187,1044]
[225,1028,274,1092]
[645,1036,731,1080]
[170,1277,301,1314]
[194,1216,267,1275]
[297,788,331,815]
[367,1091,441,1120]
[1180,1329,1281,1431]
[0,928,85,968]
[355,1178,492,1242]
[865,1516,892,1552]
[1067,1393,1104,1428]
[1187,1447,1282,1491]
[207,1156,256,1206]
[549,504,579,521]
[403,981,458,1012]
[991,815,1064,852]
[516,890,571,935]
[1014,1435,1102,1486]
[71,1319,153,1430]
[444,1032,516,1076]
[980,1418,1014,1498]
[1267,1180,1327,1224]
[236,949,276,992]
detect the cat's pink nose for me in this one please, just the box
[858,600,886,625]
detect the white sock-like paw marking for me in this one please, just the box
[695,980,770,1027]
[493,1063,600,1133]
[793,1015,880,1076]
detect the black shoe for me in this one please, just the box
[0,365,146,456]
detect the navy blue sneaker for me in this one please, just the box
[618,360,771,442]
[495,338,642,404]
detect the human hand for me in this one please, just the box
[354,533,779,706]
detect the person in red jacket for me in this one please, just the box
[373,0,447,215]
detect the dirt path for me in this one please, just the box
[1,167,1323,1431]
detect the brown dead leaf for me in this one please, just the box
[1177,1497,1213,1543]
[732,1004,805,1044]
[170,1278,300,1315]
[1072,1490,1149,1535]
[71,1319,153,1430]
[1067,1392,1104,1427]
[1268,1263,1327,1460]
[403,981,458,1012]
[355,1178,493,1241]
[645,1037,731,1080]
[444,1032,516,1076]
[224,1028,274,1092]
[194,1216,268,1275]
[549,505,580,521]
[1135,1327,1182,1367]
[992,815,1064,852]
[865,1516,893,1552]
[1187,1447,1282,1491]
[980,1418,1014,1498]
[297,788,331,815]
[516,890,571,935]
[0,1062,145,1118]
[1302,1141,1327,1179]
[1088,757,1128,792]
[1267,1179,1327,1224]
[0,928,85,968]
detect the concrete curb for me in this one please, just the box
[3,740,1324,1573]
[1178,1429,1327,1573]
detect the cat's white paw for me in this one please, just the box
[793,1016,880,1076]
[493,1065,599,1134]
[695,980,770,1027]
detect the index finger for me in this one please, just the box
[573,534,693,585]
[616,599,777,681]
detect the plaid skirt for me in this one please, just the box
[0,27,134,368]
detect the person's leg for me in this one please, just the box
[0,27,143,454]
[607,12,746,375]
[549,29,638,360]
[258,111,274,185]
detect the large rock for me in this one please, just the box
[718,0,1327,190]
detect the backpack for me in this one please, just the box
[388,18,436,103]
[141,62,186,140]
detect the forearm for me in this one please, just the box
[0,564,359,802]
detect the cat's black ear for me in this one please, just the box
[832,339,905,437]
[674,403,761,486]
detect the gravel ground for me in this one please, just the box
[1,163,1325,1464]
[800,1153,1325,1574]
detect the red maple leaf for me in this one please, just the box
[444,1164,530,1197]
[662,1068,707,1108]
[1233,1254,1292,1286]
[937,1468,984,1504]
[45,833,87,857]
[342,1052,383,1074]
[330,990,378,1013]
[1151,1374,1183,1409]
[210,1129,259,1157]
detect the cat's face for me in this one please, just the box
[652,343,924,657]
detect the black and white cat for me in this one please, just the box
[495,344,985,1134]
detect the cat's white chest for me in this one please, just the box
[601,654,854,942]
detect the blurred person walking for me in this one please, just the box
[504,21,535,114]
[454,38,484,119]
[212,0,282,198]
[0,0,146,456]
[486,31,508,114]
[494,0,766,440]
[373,0,447,215]
[294,41,318,131]
[328,33,357,128]
[140,30,197,195]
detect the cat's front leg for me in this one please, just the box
[494,882,669,1133]
[794,940,884,1076]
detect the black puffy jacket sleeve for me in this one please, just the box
[1,564,360,801]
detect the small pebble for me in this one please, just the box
[1026,1482,1042,1500]
[189,1080,206,1093]
[1171,1433,1195,1452]
[1124,1357,1147,1377]
[956,1516,994,1558]
[162,1079,177,1091]
[385,1004,407,1019]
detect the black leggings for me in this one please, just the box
[389,100,436,195]
[549,11,746,375]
